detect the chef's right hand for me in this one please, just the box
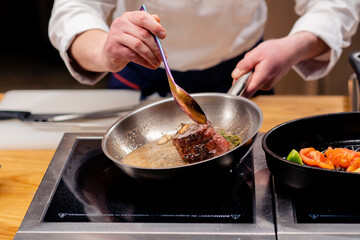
[69,11,166,73]
[103,11,166,71]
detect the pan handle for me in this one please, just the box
[349,51,360,111]
[349,51,360,86]
[0,110,30,121]
[227,71,252,96]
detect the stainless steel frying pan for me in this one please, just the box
[102,74,263,182]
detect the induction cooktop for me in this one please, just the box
[14,133,275,240]
[14,133,360,240]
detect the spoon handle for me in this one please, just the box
[140,5,173,80]
[139,5,207,124]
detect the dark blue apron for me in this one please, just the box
[108,39,272,100]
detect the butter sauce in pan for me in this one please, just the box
[122,121,240,168]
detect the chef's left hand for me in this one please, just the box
[231,32,329,98]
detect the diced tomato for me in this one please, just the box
[299,147,334,169]
[324,147,360,169]
[299,147,360,172]
[347,157,360,172]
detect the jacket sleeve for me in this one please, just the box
[290,0,360,80]
[48,0,117,85]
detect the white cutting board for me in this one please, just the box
[0,89,141,149]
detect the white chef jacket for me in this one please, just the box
[49,0,359,85]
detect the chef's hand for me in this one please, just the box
[231,32,329,98]
[69,11,166,73]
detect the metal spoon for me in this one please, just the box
[140,5,207,124]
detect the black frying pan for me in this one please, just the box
[262,51,360,191]
[262,112,360,190]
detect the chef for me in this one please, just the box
[49,0,359,99]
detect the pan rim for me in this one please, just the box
[102,92,263,171]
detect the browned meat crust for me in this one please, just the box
[172,121,230,163]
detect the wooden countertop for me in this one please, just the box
[0,93,350,239]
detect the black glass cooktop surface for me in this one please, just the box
[274,178,360,224]
[293,186,360,223]
[43,138,254,223]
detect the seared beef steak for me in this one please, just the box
[172,122,230,163]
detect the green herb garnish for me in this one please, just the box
[219,130,242,147]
